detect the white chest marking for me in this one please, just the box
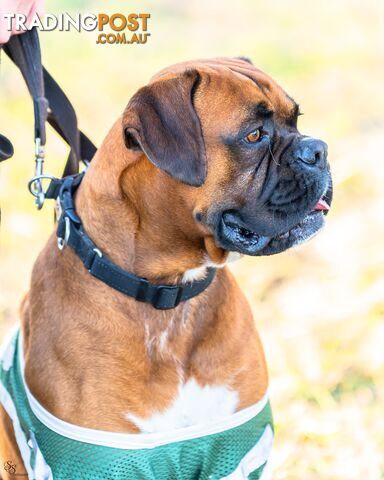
[182,265,208,283]
[182,252,243,283]
[126,378,239,433]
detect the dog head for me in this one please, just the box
[122,57,332,257]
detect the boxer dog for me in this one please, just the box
[0,58,332,479]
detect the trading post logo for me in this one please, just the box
[2,13,151,45]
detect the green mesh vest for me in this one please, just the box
[0,330,273,480]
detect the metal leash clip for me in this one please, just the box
[57,215,70,250]
[27,138,56,210]
[55,191,71,251]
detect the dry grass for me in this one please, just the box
[1,0,383,478]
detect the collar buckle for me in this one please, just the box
[152,286,183,310]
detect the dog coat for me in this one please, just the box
[0,330,273,480]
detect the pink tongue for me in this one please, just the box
[314,198,330,211]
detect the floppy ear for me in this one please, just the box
[123,69,207,187]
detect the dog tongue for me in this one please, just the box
[314,198,330,211]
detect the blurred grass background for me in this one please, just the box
[0,0,383,478]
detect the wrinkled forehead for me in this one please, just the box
[151,58,297,135]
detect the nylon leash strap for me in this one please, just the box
[1,27,97,209]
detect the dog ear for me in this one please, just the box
[123,69,207,187]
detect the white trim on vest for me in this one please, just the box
[17,333,271,450]
[220,425,273,479]
[0,325,19,371]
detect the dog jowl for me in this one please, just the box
[123,57,332,259]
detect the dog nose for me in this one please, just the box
[294,138,327,168]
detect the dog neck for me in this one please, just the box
[75,119,229,284]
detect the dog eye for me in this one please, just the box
[245,128,262,143]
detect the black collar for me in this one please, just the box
[46,174,216,310]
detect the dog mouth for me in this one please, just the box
[217,191,331,256]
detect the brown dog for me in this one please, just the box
[0,57,331,479]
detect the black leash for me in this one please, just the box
[1,27,97,208]
[1,28,216,310]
